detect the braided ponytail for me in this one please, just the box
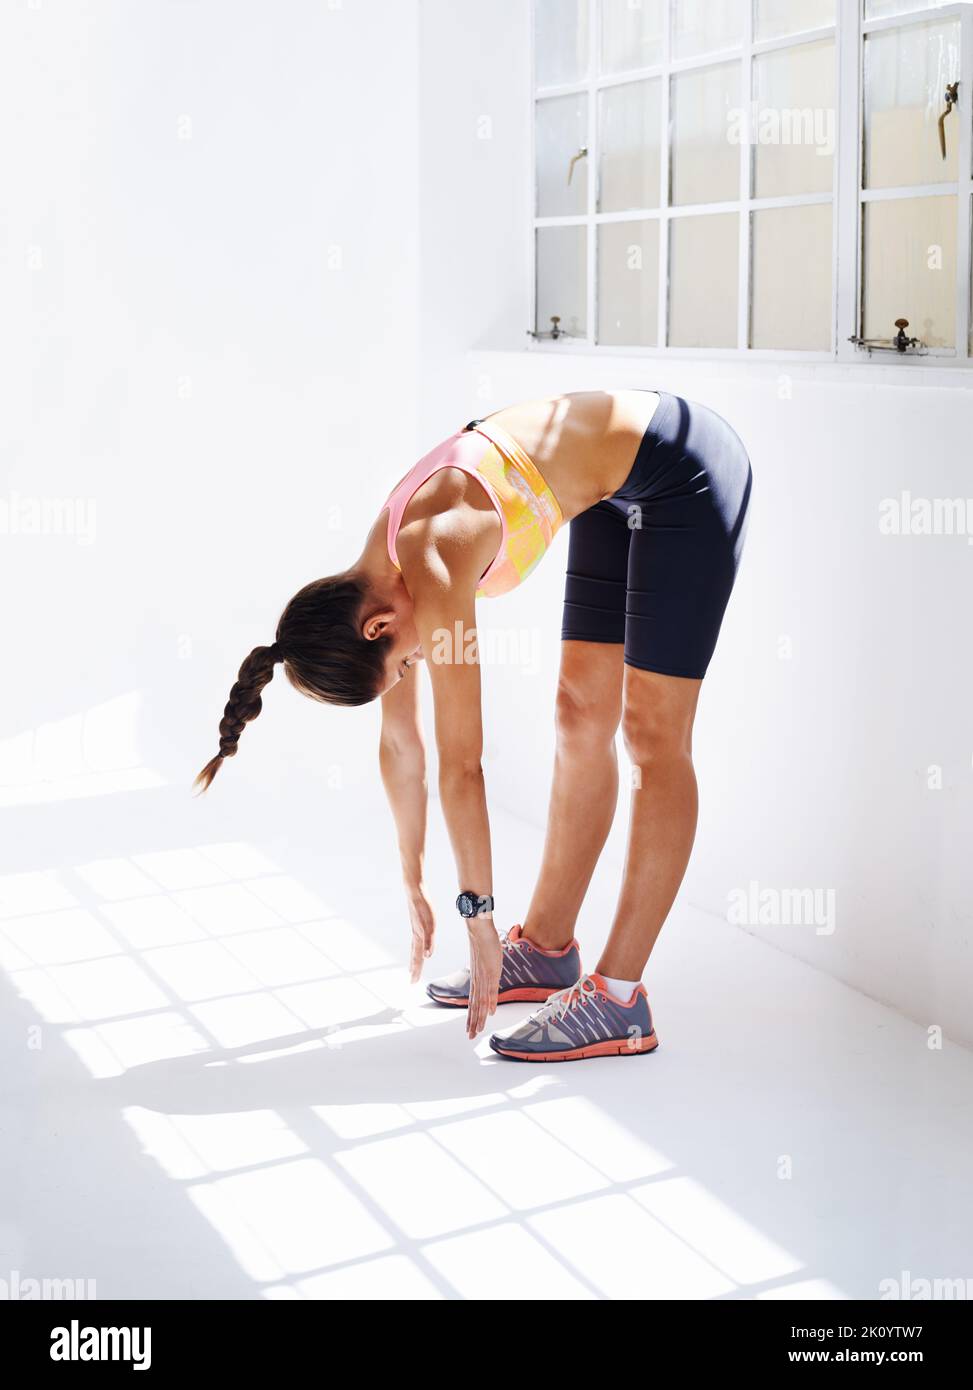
[194,572,393,794]
[193,642,282,794]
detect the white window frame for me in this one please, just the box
[528,0,973,365]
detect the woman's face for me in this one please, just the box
[383,629,424,693]
[362,591,424,695]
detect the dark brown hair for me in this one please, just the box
[194,573,391,793]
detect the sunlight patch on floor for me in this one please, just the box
[187,1158,395,1281]
[529,1193,737,1300]
[0,693,164,805]
[757,1278,847,1300]
[632,1176,802,1285]
[124,1107,307,1179]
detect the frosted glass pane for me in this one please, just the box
[671,62,742,206]
[599,80,662,212]
[601,0,665,74]
[755,0,836,40]
[753,40,836,198]
[865,0,958,18]
[863,196,957,348]
[672,0,745,59]
[536,225,588,339]
[536,95,589,217]
[668,213,739,348]
[751,204,833,349]
[864,21,961,189]
[598,220,660,345]
[535,0,589,88]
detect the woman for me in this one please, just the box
[195,391,752,1060]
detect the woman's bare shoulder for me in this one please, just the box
[396,469,499,586]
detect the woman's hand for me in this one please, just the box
[407,886,436,984]
[466,916,502,1041]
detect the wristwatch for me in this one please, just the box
[456,892,494,919]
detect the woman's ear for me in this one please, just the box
[362,610,396,643]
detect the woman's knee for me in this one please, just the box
[621,678,698,767]
[555,671,621,750]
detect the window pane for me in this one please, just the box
[599,80,662,211]
[863,195,957,349]
[601,0,665,74]
[755,0,835,41]
[668,213,739,348]
[753,40,836,198]
[865,0,957,18]
[672,0,745,59]
[598,220,660,345]
[536,95,589,217]
[864,21,961,190]
[751,204,833,349]
[535,0,589,88]
[536,225,588,338]
[671,62,742,206]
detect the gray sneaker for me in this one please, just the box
[489,973,659,1062]
[426,925,582,1007]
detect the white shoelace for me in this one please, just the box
[531,974,599,1024]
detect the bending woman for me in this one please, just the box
[195,391,752,1060]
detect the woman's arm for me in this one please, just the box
[379,665,435,982]
[403,535,501,1041]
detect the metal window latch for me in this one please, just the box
[849,317,923,355]
[939,82,959,160]
[567,146,588,185]
[527,315,571,341]
[893,318,920,353]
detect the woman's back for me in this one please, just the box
[485,390,661,520]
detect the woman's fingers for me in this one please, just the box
[407,897,435,984]
[469,970,488,1039]
[409,930,423,984]
[466,925,502,1041]
[408,912,424,983]
[471,980,496,1038]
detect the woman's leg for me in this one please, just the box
[596,668,701,980]
[592,401,749,980]
[521,640,624,950]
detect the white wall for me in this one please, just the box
[417,0,531,440]
[416,3,973,1045]
[1,0,421,814]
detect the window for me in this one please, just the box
[531,0,973,361]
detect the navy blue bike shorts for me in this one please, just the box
[561,392,752,680]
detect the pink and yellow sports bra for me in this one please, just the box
[382,418,563,599]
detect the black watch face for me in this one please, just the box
[457,893,474,917]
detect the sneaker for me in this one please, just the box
[489,972,659,1062]
[426,925,582,1007]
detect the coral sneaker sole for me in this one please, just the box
[433,985,563,1007]
[489,1032,659,1062]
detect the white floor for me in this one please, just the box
[2,779,972,1302]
